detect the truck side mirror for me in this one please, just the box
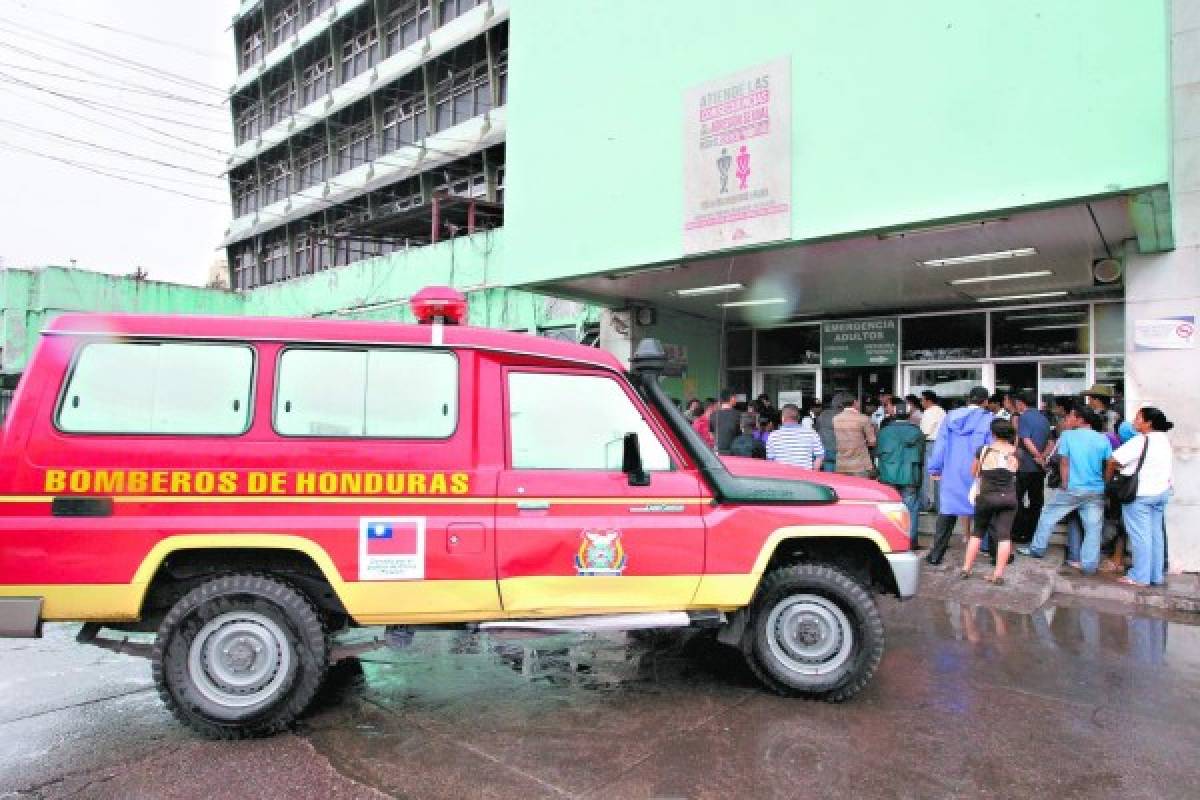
[622,432,651,487]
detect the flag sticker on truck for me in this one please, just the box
[359,517,425,581]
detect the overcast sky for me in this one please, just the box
[0,0,237,285]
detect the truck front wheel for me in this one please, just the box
[151,573,329,738]
[743,563,884,702]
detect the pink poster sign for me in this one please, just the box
[683,58,792,255]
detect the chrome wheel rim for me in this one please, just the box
[765,594,854,676]
[187,611,291,709]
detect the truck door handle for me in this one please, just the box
[52,497,114,517]
[516,500,550,511]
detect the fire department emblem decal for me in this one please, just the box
[575,530,627,576]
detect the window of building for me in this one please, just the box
[431,43,491,131]
[232,173,259,216]
[294,142,329,190]
[901,313,986,361]
[275,348,458,437]
[756,325,820,366]
[383,0,432,55]
[1039,360,1089,409]
[507,372,671,471]
[1094,302,1125,354]
[1094,356,1125,390]
[494,44,508,106]
[300,55,334,106]
[334,115,376,173]
[235,102,263,144]
[261,160,291,205]
[724,370,752,403]
[723,329,752,369]
[340,23,379,83]
[438,0,479,25]
[990,305,1090,357]
[233,246,258,290]
[266,81,295,126]
[58,343,253,435]
[262,236,289,283]
[271,3,300,48]
[303,0,334,24]
[240,27,265,71]
[293,230,322,275]
[381,93,428,151]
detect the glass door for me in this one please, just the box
[1038,360,1088,411]
[757,369,819,410]
[904,364,987,410]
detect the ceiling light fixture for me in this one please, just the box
[609,264,680,280]
[922,248,1037,267]
[1002,311,1087,321]
[717,297,788,308]
[878,217,1009,240]
[976,291,1069,303]
[948,270,1053,286]
[1023,323,1088,331]
[676,283,744,296]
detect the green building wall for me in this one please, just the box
[0,267,245,377]
[502,0,1171,284]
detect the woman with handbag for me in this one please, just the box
[961,419,1019,584]
[1106,407,1175,587]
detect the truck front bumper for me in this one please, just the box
[885,552,921,599]
[0,597,43,637]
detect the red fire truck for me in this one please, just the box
[0,287,918,738]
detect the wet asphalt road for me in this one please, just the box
[2,598,1199,800]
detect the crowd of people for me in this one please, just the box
[682,382,1175,588]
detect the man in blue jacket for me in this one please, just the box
[925,386,994,565]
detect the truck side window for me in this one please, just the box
[507,372,671,471]
[57,342,253,435]
[275,348,457,437]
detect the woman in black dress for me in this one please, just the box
[961,419,1019,584]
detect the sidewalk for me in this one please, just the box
[912,513,1200,615]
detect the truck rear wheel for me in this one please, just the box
[743,563,884,702]
[152,573,329,738]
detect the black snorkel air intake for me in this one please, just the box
[629,338,836,505]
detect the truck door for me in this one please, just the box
[495,368,705,613]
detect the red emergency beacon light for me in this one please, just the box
[411,285,468,325]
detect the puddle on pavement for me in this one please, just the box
[316,600,1200,712]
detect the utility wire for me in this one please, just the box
[0,58,226,109]
[2,0,225,60]
[0,141,227,205]
[0,17,226,96]
[0,84,230,165]
[0,38,229,109]
[0,118,221,177]
[0,138,227,191]
[0,69,233,143]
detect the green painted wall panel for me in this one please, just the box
[504,0,1170,283]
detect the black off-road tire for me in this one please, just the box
[151,573,329,739]
[742,563,884,702]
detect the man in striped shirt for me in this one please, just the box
[766,404,825,470]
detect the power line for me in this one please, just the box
[0,16,227,96]
[0,69,233,143]
[0,141,227,205]
[0,84,230,165]
[0,58,226,109]
[0,137,226,191]
[0,38,228,111]
[0,118,221,177]
[2,0,225,61]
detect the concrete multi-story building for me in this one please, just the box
[222,0,508,290]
